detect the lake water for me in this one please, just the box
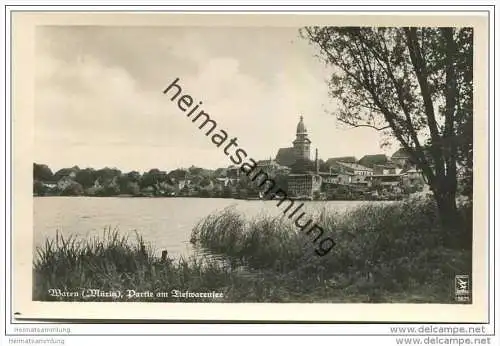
[33,197,372,258]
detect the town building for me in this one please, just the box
[370,162,401,189]
[400,166,425,186]
[391,148,412,168]
[287,173,322,199]
[358,154,389,168]
[226,116,428,200]
[275,148,296,167]
[370,174,401,188]
[273,116,322,199]
[326,156,357,166]
[226,165,241,181]
[275,116,312,166]
[373,163,398,175]
[255,159,291,176]
[215,176,234,187]
[287,148,323,198]
[329,161,374,177]
[293,116,311,161]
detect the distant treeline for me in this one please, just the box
[33,163,284,198]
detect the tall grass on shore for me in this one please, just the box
[190,196,472,302]
[190,208,305,271]
[34,196,472,303]
[34,228,342,302]
[33,228,235,302]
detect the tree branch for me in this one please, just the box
[338,118,391,131]
[375,33,432,172]
[306,28,434,183]
[404,27,445,182]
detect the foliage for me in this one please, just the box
[54,166,80,181]
[199,176,212,187]
[190,197,471,302]
[189,165,211,177]
[222,186,234,198]
[33,180,46,196]
[75,168,97,188]
[33,229,233,302]
[126,171,141,182]
[33,197,471,303]
[60,181,84,196]
[95,167,122,184]
[32,163,223,198]
[140,169,168,188]
[32,229,349,303]
[33,161,426,201]
[167,169,188,181]
[301,26,473,234]
[33,163,54,182]
[318,159,330,172]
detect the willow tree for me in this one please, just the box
[301,27,473,235]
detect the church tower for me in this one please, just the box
[292,116,311,161]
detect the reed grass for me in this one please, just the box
[190,196,472,303]
[33,228,335,302]
[190,208,306,271]
[34,196,471,303]
[33,227,235,302]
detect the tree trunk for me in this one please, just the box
[432,185,468,249]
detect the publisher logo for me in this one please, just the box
[455,275,470,302]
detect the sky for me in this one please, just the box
[35,26,398,173]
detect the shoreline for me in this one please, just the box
[33,197,472,303]
[32,194,409,202]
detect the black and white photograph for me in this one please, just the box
[9,11,489,323]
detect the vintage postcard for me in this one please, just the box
[10,11,490,322]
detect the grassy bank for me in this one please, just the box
[34,230,229,302]
[34,229,349,302]
[34,196,472,303]
[190,195,472,303]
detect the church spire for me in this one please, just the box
[293,115,311,161]
[296,115,307,134]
